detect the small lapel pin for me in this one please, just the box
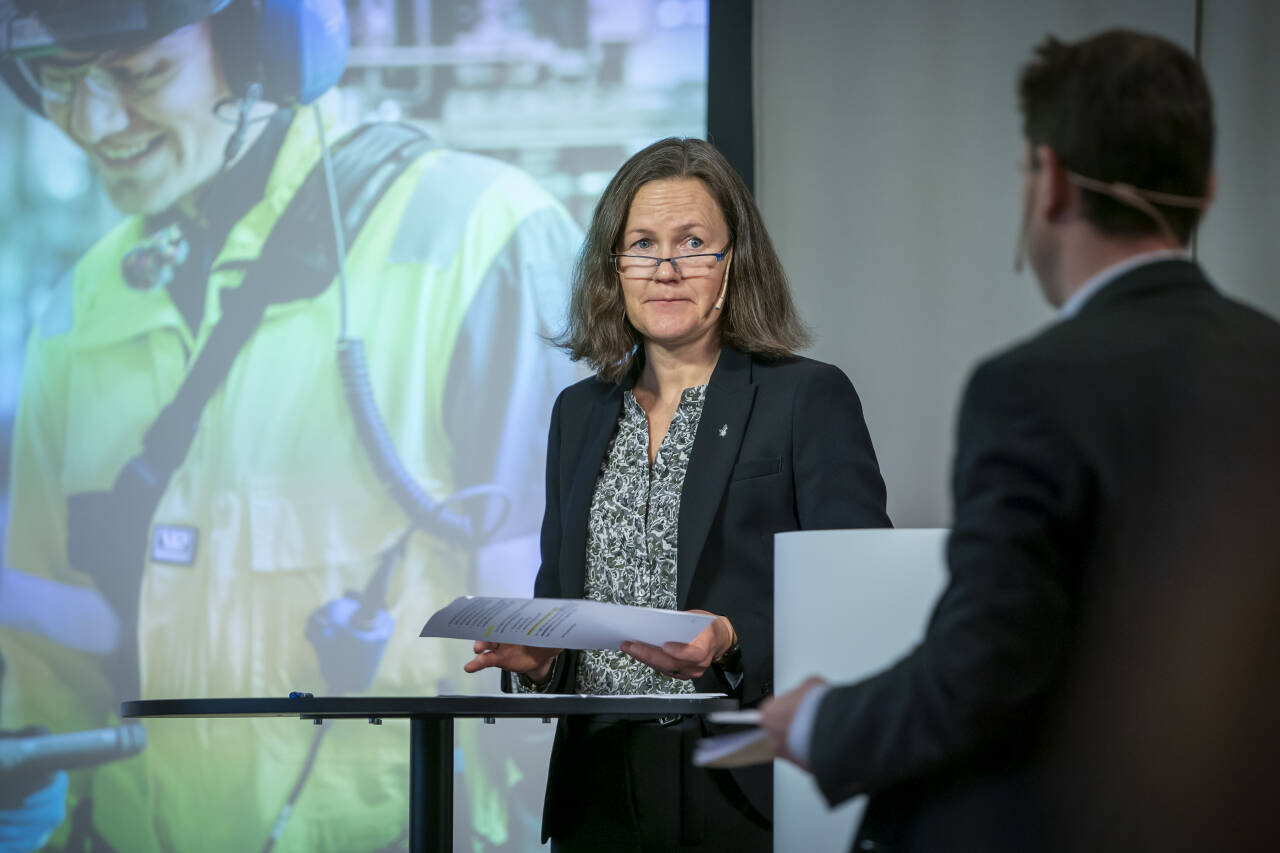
[718,424,728,437]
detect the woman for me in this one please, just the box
[464,137,890,851]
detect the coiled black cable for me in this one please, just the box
[312,106,511,550]
[335,338,510,546]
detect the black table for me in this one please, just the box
[122,694,737,853]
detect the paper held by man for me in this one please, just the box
[694,709,773,768]
[420,595,715,650]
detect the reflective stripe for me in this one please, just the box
[388,149,562,268]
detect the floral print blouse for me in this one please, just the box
[572,385,708,695]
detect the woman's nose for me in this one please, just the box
[653,257,682,281]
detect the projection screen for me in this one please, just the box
[0,1,716,850]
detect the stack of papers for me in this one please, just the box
[420,596,714,650]
[693,709,775,768]
[441,692,729,700]
[424,597,771,767]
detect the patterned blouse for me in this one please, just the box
[573,385,708,695]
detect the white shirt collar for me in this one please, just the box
[1057,248,1190,320]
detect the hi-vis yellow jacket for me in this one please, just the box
[0,100,582,852]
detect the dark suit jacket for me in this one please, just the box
[809,260,1280,852]
[534,344,890,841]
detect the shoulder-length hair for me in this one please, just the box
[556,137,810,383]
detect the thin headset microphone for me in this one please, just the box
[714,252,732,310]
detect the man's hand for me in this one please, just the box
[463,642,561,685]
[760,676,828,767]
[621,610,736,681]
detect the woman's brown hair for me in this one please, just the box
[556,137,810,382]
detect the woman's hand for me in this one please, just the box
[621,609,736,681]
[463,642,562,685]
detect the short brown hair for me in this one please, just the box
[556,137,809,382]
[1018,30,1214,243]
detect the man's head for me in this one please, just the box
[32,21,235,216]
[1016,30,1215,303]
[2,0,350,217]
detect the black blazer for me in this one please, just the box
[809,260,1280,852]
[534,344,890,839]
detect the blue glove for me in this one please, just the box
[305,595,394,695]
[0,770,67,853]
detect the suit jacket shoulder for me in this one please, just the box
[970,259,1277,384]
[553,371,618,411]
[959,259,1280,455]
[749,352,857,387]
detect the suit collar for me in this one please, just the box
[1074,258,1214,318]
[1058,249,1189,319]
[677,345,757,607]
[558,345,759,607]
[707,343,753,389]
[558,383,623,600]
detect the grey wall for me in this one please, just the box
[1198,0,1280,317]
[754,0,1278,528]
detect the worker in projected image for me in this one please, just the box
[760,29,1280,853]
[0,0,582,850]
[463,136,892,852]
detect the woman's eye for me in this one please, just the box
[633,239,653,252]
[686,237,704,250]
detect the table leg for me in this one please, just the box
[409,717,453,853]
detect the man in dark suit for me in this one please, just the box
[761,28,1280,853]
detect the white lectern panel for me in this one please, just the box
[773,529,948,853]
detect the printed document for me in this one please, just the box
[693,728,774,768]
[420,595,714,650]
[694,710,773,768]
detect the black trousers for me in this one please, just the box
[548,716,771,853]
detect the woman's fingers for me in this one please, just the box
[621,640,706,679]
[619,610,735,680]
[463,652,499,673]
[462,643,562,677]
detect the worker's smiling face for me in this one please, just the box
[35,22,235,215]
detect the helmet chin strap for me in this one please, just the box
[220,80,263,168]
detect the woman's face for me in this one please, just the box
[617,177,732,353]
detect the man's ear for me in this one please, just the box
[1035,145,1073,219]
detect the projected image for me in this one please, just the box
[0,1,708,851]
